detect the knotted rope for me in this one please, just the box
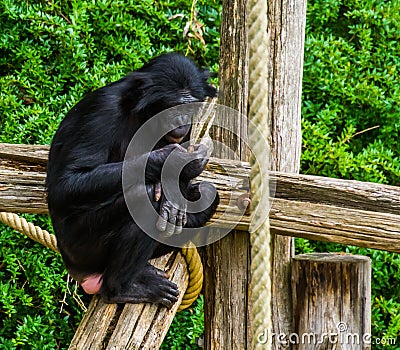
[247,0,273,348]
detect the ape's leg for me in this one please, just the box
[99,221,179,308]
[185,181,219,228]
[156,181,219,235]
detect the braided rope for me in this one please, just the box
[178,242,203,311]
[0,211,58,252]
[0,211,202,310]
[247,0,273,348]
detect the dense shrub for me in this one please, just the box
[302,0,400,185]
[300,1,400,347]
[0,0,220,348]
[1,0,399,349]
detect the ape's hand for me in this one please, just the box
[149,143,209,181]
[156,194,187,236]
[180,143,209,180]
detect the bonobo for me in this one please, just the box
[46,53,219,308]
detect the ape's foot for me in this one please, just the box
[101,265,179,309]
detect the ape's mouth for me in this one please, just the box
[165,125,189,143]
[165,134,185,143]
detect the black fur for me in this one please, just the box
[46,53,218,308]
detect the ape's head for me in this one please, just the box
[130,53,217,143]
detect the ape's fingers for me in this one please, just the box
[156,205,169,231]
[175,211,186,235]
[189,143,208,155]
[165,206,178,236]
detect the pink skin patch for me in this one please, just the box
[81,273,103,294]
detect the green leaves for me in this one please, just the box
[0,215,82,349]
[161,296,205,350]
[0,0,220,348]
[300,2,400,347]
[0,0,220,145]
[302,1,400,185]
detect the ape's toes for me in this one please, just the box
[160,295,179,309]
[157,279,180,308]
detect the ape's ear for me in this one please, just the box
[127,72,153,90]
[122,72,154,112]
[201,68,218,80]
[200,68,218,97]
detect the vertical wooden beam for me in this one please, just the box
[204,0,250,348]
[292,254,371,350]
[266,1,306,347]
[204,0,306,348]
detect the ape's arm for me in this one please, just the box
[47,143,208,209]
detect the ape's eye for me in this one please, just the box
[178,90,199,104]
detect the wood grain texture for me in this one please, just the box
[265,0,307,346]
[204,0,251,347]
[1,146,400,252]
[69,253,188,350]
[292,254,371,350]
[0,143,48,164]
[266,1,305,173]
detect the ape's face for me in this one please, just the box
[134,53,217,144]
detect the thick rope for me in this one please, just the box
[178,242,203,311]
[0,211,202,310]
[247,0,273,348]
[0,212,58,252]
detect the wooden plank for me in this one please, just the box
[292,254,371,350]
[68,253,189,350]
[69,296,118,350]
[0,169,47,213]
[273,171,400,215]
[1,146,400,252]
[265,0,307,346]
[271,199,400,251]
[0,143,48,164]
[106,253,188,349]
[203,0,251,347]
[2,158,400,215]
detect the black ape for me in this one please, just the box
[46,53,219,308]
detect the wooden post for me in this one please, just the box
[266,1,306,347]
[203,0,251,347]
[68,253,189,349]
[292,254,371,350]
[206,0,308,347]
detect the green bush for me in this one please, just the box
[302,0,400,185]
[0,0,220,348]
[0,214,84,349]
[300,1,400,348]
[1,0,399,349]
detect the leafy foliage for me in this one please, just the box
[1,0,400,348]
[161,296,205,349]
[0,215,84,349]
[300,1,400,347]
[302,0,400,185]
[0,0,220,348]
[0,0,220,145]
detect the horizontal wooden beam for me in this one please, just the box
[1,143,400,253]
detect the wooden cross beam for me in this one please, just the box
[1,143,400,253]
[1,141,397,348]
